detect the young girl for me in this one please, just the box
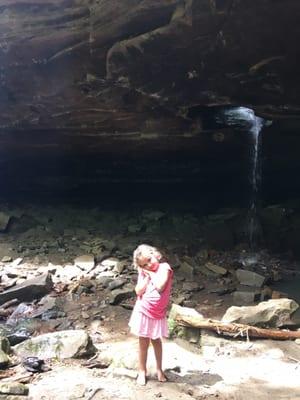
[129,244,173,386]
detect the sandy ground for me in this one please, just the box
[26,315,300,400]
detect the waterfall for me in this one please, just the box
[88,5,94,57]
[248,112,264,248]
[216,107,265,247]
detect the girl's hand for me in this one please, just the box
[138,267,148,279]
[142,269,154,278]
[135,269,150,296]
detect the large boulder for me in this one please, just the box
[13,330,96,360]
[222,299,299,328]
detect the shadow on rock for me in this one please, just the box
[165,370,223,386]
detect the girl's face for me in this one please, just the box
[138,251,159,271]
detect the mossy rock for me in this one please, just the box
[0,382,29,396]
[0,337,10,354]
[168,304,202,345]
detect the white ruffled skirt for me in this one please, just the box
[129,308,169,339]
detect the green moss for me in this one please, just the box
[0,337,10,354]
[167,318,179,338]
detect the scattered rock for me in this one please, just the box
[75,322,86,329]
[109,287,135,305]
[182,282,204,292]
[205,262,227,276]
[178,261,194,279]
[33,295,57,318]
[232,288,261,305]
[1,256,12,263]
[101,257,120,270]
[74,255,95,273]
[196,249,209,261]
[172,296,186,305]
[96,276,114,288]
[0,273,53,305]
[6,303,36,325]
[11,258,23,267]
[94,251,110,265]
[108,278,126,291]
[0,276,18,291]
[1,325,32,346]
[236,269,266,287]
[60,264,83,281]
[112,260,128,274]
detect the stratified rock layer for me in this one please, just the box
[0,1,299,196]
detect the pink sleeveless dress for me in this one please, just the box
[129,263,173,339]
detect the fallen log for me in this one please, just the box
[176,315,300,340]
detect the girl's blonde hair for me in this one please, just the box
[133,244,162,269]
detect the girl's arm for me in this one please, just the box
[135,268,150,296]
[146,264,170,293]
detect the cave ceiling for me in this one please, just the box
[0,0,300,162]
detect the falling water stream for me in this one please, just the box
[247,110,264,248]
[216,107,265,248]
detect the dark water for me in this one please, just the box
[272,277,300,325]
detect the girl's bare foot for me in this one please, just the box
[157,370,168,382]
[136,371,147,386]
